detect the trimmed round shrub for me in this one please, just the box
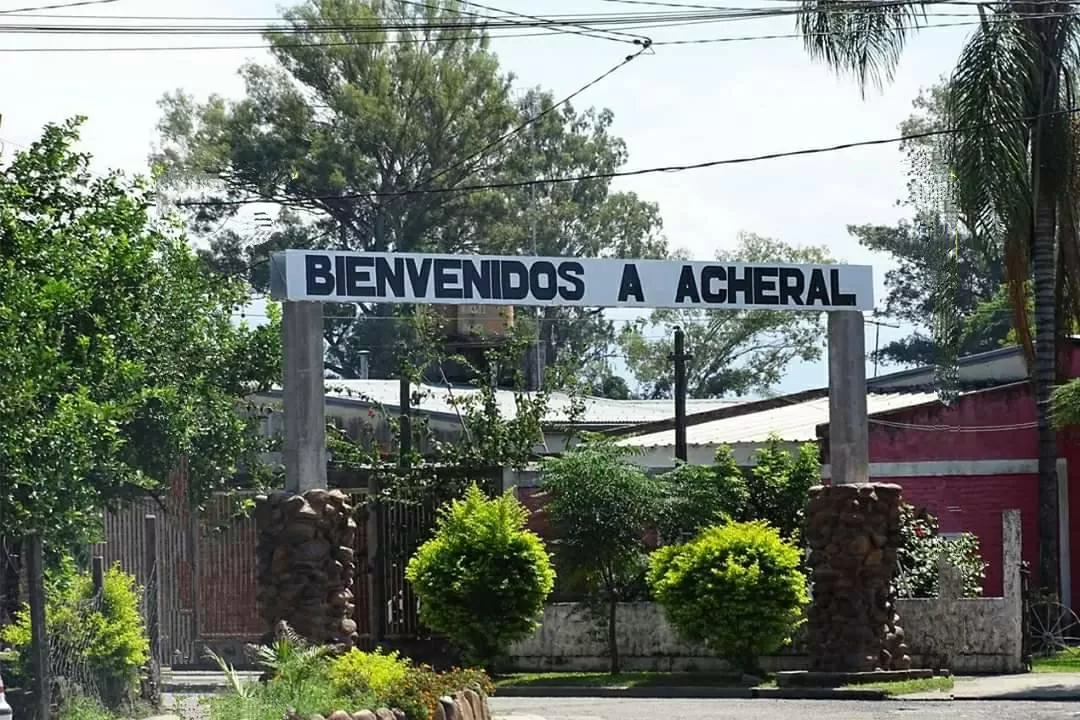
[405,484,555,669]
[647,521,808,673]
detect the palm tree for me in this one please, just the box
[797,2,1080,597]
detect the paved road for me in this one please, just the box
[165,692,1080,720]
[491,697,1080,720]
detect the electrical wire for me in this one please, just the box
[0,0,118,14]
[174,104,1080,208]
[0,9,1059,56]
[455,0,651,43]
[0,31,581,52]
[418,42,651,191]
[0,3,1002,21]
[0,0,975,34]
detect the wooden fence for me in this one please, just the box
[94,464,484,667]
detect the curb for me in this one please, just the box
[162,683,230,694]
[493,686,889,701]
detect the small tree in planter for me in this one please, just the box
[647,521,808,675]
[406,484,555,670]
[541,438,662,674]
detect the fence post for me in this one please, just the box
[91,556,104,598]
[26,534,48,720]
[143,515,161,694]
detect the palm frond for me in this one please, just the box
[947,16,1038,358]
[798,0,928,94]
[948,15,1036,243]
[203,647,257,698]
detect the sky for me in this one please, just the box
[0,0,982,395]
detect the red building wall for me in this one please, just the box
[857,381,1049,598]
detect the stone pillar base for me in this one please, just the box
[255,489,359,647]
[806,483,909,672]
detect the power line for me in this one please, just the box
[0,0,980,34]
[175,104,1080,209]
[0,0,118,14]
[0,30,601,52]
[0,3,997,21]
[419,42,651,191]
[0,8,1054,54]
[434,0,648,44]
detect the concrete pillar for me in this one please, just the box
[1057,459,1071,609]
[283,300,326,494]
[1001,509,1023,672]
[827,311,869,485]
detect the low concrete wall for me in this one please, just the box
[505,601,807,673]
[506,510,1023,675]
[893,510,1024,674]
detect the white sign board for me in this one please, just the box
[270,249,873,311]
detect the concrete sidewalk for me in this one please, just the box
[903,673,1080,701]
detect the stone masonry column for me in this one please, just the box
[805,483,909,672]
[255,489,359,647]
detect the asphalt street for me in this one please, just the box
[489,697,1080,720]
[163,693,1080,720]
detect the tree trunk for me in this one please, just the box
[607,596,620,675]
[1033,179,1061,598]
[0,537,20,626]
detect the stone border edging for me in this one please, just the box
[492,686,889,701]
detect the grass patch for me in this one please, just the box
[844,676,954,696]
[1032,647,1080,673]
[494,672,752,689]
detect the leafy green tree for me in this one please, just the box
[850,219,1010,367]
[152,0,667,382]
[745,438,820,542]
[619,233,832,398]
[654,440,818,544]
[656,448,747,545]
[846,84,1010,368]
[0,118,279,551]
[540,438,662,673]
[648,521,808,674]
[797,0,1080,596]
[405,484,555,669]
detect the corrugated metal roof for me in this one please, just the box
[273,379,744,426]
[617,391,944,448]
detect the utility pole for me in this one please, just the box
[530,181,544,391]
[866,314,900,377]
[398,356,412,466]
[669,327,691,462]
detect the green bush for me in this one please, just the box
[405,484,555,668]
[0,559,148,708]
[208,633,494,720]
[328,648,410,699]
[55,695,119,720]
[377,664,494,720]
[647,521,808,674]
[895,504,987,598]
